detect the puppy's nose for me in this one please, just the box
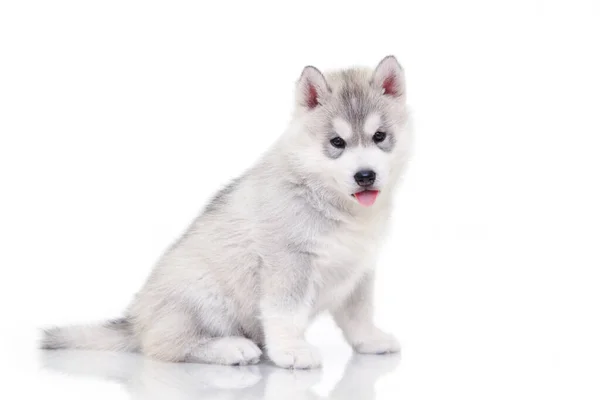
[354,170,376,187]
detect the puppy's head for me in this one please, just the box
[288,56,411,207]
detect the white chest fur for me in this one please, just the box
[311,212,387,312]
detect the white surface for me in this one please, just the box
[1,1,600,399]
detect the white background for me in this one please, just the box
[1,1,599,399]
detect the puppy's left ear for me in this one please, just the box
[296,66,330,110]
[372,55,405,100]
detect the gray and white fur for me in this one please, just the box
[41,56,413,369]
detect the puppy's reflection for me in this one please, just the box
[41,349,400,400]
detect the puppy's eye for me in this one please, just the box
[373,131,387,143]
[330,137,346,149]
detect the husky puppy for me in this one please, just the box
[42,56,413,369]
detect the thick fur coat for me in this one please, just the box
[42,56,413,369]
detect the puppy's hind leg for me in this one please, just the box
[187,337,262,366]
[139,309,262,366]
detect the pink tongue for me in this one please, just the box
[354,190,379,207]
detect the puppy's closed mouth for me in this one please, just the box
[352,190,379,207]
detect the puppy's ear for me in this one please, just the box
[372,55,405,100]
[296,66,330,109]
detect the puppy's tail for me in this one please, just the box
[40,318,138,352]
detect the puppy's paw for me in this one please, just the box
[211,337,263,366]
[267,341,322,369]
[352,331,401,355]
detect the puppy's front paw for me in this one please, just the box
[352,331,401,355]
[267,341,322,369]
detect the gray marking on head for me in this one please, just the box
[376,126,396,152]
[323,139,345,159]
[320,68,397,156]
[336,70,380,145]
[370,115,396,153]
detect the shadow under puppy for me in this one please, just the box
[42,55,412,369]
[41,349,401,400]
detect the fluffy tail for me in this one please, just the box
[41,318,138,352]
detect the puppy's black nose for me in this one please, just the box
[354,170,376,187]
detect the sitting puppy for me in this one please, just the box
[42,56,413,369]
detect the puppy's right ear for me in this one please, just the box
[296,66,330,110]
